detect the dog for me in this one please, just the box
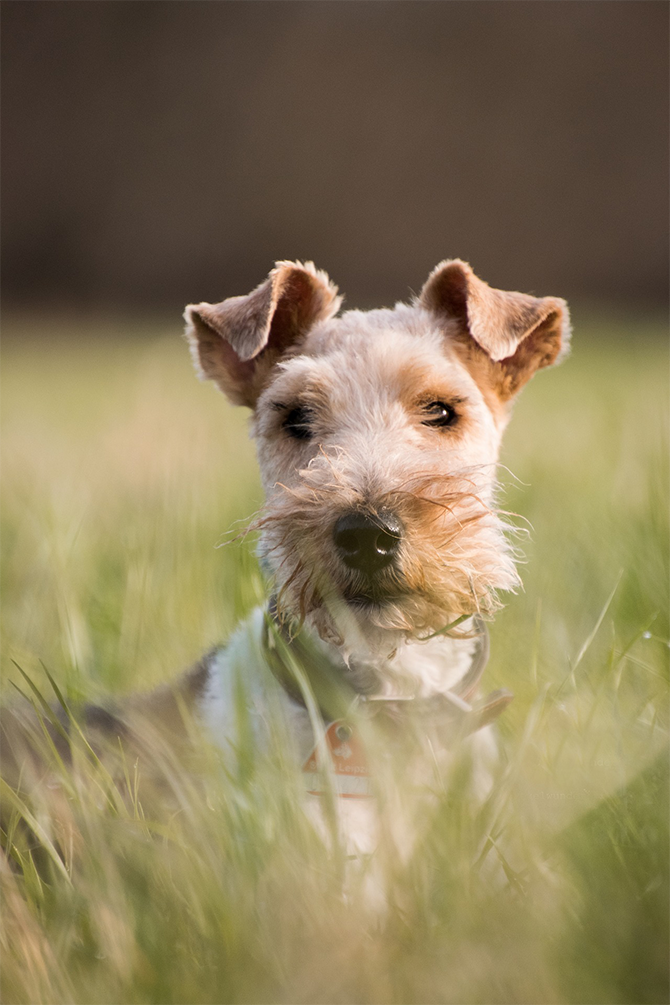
[1,259,570,866]
[180,258,570,856]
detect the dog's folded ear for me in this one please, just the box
[185,261,341,406]
[419,259,571,399]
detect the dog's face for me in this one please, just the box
[185,261,569,654]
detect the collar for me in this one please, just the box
[261,599,513,736]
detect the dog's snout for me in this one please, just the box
[333,511,402,573]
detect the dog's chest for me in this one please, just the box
[197,609,492,856]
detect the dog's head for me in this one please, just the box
[185,261,569,655]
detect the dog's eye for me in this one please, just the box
[283,405,313,440]
[421,401,458,428]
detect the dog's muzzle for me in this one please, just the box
[333,510,402,575]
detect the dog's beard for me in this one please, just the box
[253,456,520,654]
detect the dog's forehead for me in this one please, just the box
[267,304,481,402]
[306,303,448,356]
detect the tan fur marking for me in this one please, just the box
[419,258,570,403]
[184,261,341,407]
[449,340,511,423]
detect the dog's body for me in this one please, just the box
[1,259,569,863]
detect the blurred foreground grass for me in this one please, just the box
[1,312,668,1004]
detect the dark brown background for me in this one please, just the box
[2,0,668,313]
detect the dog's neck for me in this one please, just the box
[199,606,511,760]
[266,600,489,705]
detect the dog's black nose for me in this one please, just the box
[333,511,402,573]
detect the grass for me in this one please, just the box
[1,310,668,1004]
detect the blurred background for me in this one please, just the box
[1,7,669,1003]
[2,0,668,315]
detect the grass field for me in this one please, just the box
[1,311,668,1004]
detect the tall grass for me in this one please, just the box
[1,313,668,1004]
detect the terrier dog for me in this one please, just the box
[176,259,570,854]
[1,259,569,862]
